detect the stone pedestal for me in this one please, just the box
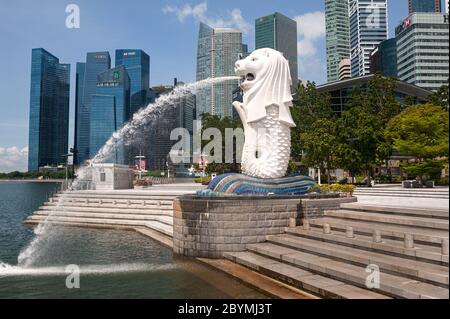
[173,195,357,258]
[91,164,134,190]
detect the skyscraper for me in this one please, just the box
[74,62,85,165]
[75,52,111,164]
[349,0,388,77]
[408,0,442,14]
[115,49,150,117]
[255,12,298,88]
[369,38,398,77]
[325,0,351,82]
[396,13,449,92]
[196,23,243,118]
[89,65,130,163]
[28,48,70,171]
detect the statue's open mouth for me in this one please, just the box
[246,73,255,82]
[241,73,255,83]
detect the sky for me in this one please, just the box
[0,0,414,172]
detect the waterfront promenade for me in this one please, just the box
[24,184,449,299]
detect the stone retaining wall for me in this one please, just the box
[173,195,356,258]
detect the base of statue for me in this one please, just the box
[199,173,317,196]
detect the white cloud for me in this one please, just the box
[162,2,252,35]
[0,146,28,173]
[294,11,325,58]
[294,11,326,83]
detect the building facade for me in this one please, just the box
[338,58,352,80]
[369,38,398,77]
[255,12,298,88]
[349,0,388,77]
[74,62,85,165]
[28,48,70,171]
[408,0,442,14]
[115,49,150,117]
[196,23,243,118]
[325,0,351,82]
[316,75,432,114]
[139,80,196,173]
[89,66,130,164]
[396,13,449,92]
[75,52,111,165]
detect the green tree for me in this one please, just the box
[427,85,449,111]
[385,104,449,160]
[335,75,402,184]
[291,81,334,162]
[385,104,449,183]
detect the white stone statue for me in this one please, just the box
[233,48,296,179]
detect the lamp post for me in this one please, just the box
[62,152,74,190]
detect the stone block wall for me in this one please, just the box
[173,196,301,258]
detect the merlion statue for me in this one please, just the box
[233,48,295,178]
[201,48,316,196]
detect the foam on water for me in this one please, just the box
[14,76,239,268]
[0,262,176,277]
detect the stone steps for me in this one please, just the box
[266,234,449,286]
[25,215,173,237]
[308,217,448,245]
[47,199,174,207]
[54,193,178,200]
[32,211,173,225]
[39,205,173,215]
[285,227,448,265]
[244,242,449,299]
[340,203,449,220]
[324,209,449,230]
[223,251,391,299]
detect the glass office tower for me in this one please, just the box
[28,48,70,171]
[74,62,85,165]
[196,23,243,118]
[349,0,388,77]
[325,0,351,82]
[369,38,398,77]
[255,12,298,89]
[89,66,130,163]
[115,49,150,117]
[75,52,111,164]
[409,0,442,14]
[396,13,449,91]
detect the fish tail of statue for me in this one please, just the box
[241,105,291,179]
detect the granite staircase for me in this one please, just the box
[225,202,449,299]
[24,189,187,242]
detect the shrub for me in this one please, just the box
[308,184,356,196]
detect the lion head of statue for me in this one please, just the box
[234,48,295,127]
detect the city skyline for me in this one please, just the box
[0,0,425,172]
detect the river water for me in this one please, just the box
[0,182,264,299]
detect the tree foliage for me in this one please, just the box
[427,85,449,111]
[385,104,449,160]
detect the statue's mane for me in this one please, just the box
[243,49,295,127]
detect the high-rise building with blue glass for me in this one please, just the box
[409,0,442,14]
[369,38,398,77]
[89,65,130,163]
[75,52,111,164]
[28,48,70,171]
[115,49,150,117]
[349,0,388,77]
[196,23,244,118]
[74,62,85,165]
